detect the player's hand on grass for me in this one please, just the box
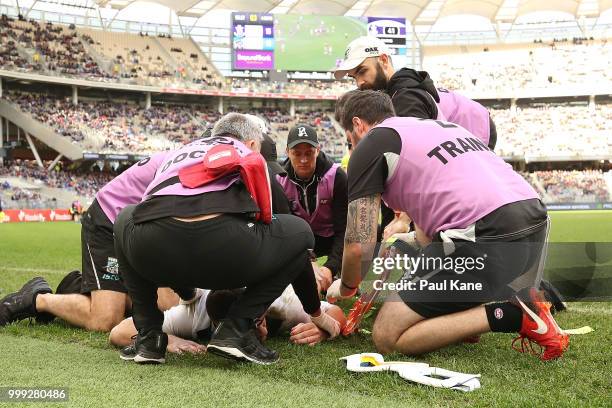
[289,322,327,346]
[167,336,206,354]
[326,279,357,303]
[310,310,340,339]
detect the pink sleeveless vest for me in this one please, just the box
[276,164,339,237]
[377,117,537,237]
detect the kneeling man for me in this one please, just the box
[330,90,568,361]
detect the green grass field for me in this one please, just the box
[275,15,366,72]
[0,212,611,407]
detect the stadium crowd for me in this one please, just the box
[2,150,609,206]
[5,90,348,157]
[0,159,114,199]
[229,78,354,96]
[0,14,111,80]
[531,170,610,203]
[491,104,612,157]
[423,38,611,93]
[6,88,611,160]
[2,13,610,98]
[3,91,224,153]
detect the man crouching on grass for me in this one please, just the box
[109,286,346,359]
[113,113,340,365]
[327,90,569,361]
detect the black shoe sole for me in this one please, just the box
[207,344,279,365]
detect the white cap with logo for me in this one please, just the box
[333,36,391,80]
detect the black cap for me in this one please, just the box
[260,134,285,175]
[286,124,319,149]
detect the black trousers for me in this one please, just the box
[114,205,321,333]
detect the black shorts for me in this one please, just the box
[399,199,549,318]
[80,199,127,293]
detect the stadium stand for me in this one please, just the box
[229,78,354,96]
[155,35,224,88]
[0,9,610,209]
[423,39,611,93]
[2,91,220,153]
[531,170,611,203]
[3,158,610,208]
[78,28,177,85]
[0,159,114,208]
[4,87,611,165]
[491,104,612,158]
[0,15,111,80]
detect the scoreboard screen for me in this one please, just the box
[366,17,407,54]
[230,13,408,72]
[231,12,275,70]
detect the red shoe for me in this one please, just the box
[512,288,569,361]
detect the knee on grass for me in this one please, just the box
[372,329,423,356]
[85,312,124,332]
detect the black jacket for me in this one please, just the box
[386,67,497,149]
[386,67,441,119]
[282,152,348,276]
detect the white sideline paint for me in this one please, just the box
[1,267,66,275]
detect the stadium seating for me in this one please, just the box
[6,89,611,161]
[229,78,354,96]
[78,28,175,85]
[155,36,224,88]
[0,159,114,208]
[423,39,611,93]
[3,91,217,153]
[530,170,611,203]
[2,14,610,99]
[0,15,111,80]
[3,159,609,207]
[491,104,612,157]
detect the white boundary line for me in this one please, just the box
[1,266,67,275]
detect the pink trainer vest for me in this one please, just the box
[377,117,537,237]
[435,88,490,147]
[276,164,339,237]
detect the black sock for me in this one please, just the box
[485,302,522,333]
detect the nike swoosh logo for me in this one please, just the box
[517,299,548,335]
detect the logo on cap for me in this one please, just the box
[365,47,378,53]
[297,127,308,138]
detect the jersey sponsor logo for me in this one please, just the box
[101,273,121,282]
[105,257,119,275]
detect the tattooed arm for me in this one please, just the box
[339,193,381,296]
